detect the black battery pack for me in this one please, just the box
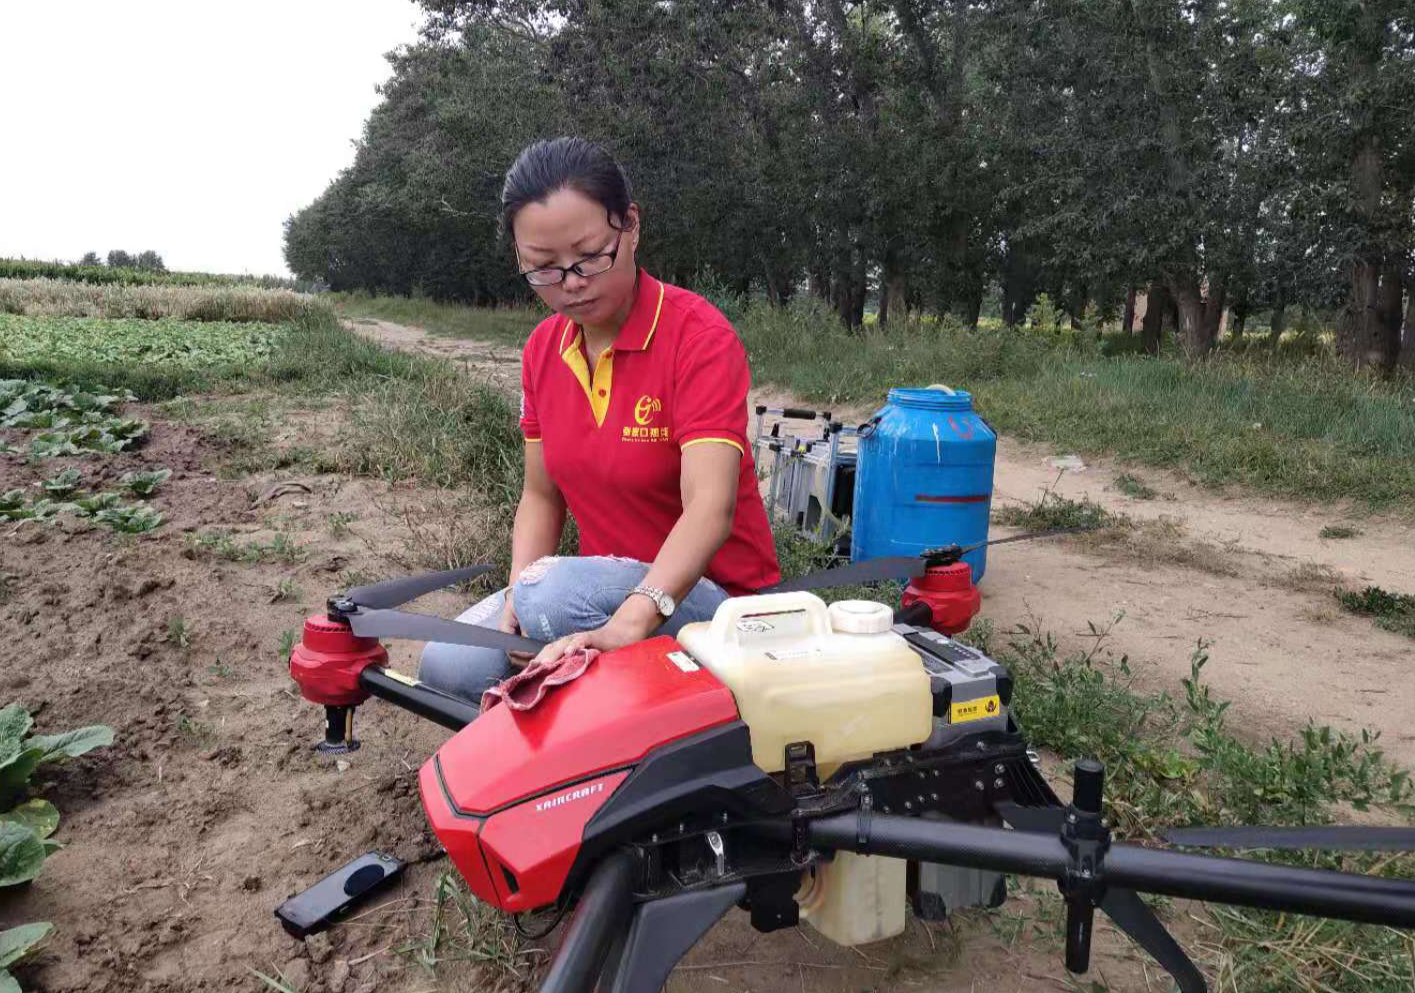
[275,851,407,939]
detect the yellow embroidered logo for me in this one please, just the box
[634,395,662,426]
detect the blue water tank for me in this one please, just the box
[850,387,997,584]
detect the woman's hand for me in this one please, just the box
[529,595,662,667]
[501,596,535,663]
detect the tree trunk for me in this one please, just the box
[1122,286,1136,336]
[887,269,908,324]
[1338,137,1388,370]
[1376,264,1403,371]
[1401,284,1415,370]
[1267,284,1288,347]
[1141,281,1168,356]
[1168,276,1222,359]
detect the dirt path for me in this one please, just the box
[349,318,1415,770]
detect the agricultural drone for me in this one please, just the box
[285,532,1415,993]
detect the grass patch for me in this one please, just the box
[980,620,1415,990]
[1319,524,1362,540]
[331,292,544,346]
[1112,472,1157,500]
[0,277,319,323]
[188,530,306,565]
[1336,586,1415,639]
[331,289,1415,508]
[994,483,1118,532]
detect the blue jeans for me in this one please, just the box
[418,555,731,703]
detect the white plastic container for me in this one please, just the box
[674,593,932,775]
[797,852,907,946]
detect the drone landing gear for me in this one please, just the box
[1000,762,1207,993]
[315,704,359,754]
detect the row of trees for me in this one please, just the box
[76,250,168,272]
[284,0,1415,372]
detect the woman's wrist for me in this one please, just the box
[615,592,664,636]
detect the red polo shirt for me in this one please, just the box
[519,270,780,595]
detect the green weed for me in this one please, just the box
[269,578,302,604]
[277,629,297,660]
[1112,472,1157,500]
[1336,585,1415,640]
[189,530,305,565]
[327,511,358,537]
[166,616,192,649]
[396,870,529,983]
[1319,524,1361,540]
[994,480,1118,532]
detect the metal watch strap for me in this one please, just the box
[631,585,674,618]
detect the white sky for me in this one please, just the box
[0,2,423,277]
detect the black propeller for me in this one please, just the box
[758,526,1096,595]
[345,565,496,610]
[347,607,547,656]
[1163,825,1415,852]
[329,565,547,656]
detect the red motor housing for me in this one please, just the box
[902,561,981,635]
[289,614,387,706]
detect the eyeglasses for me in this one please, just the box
[518,232,623,286]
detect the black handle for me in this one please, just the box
[781,407,819,419]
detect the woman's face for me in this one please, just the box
[513,187,640,332]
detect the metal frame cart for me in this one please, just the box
[751,405,860,553]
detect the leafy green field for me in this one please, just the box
[0,314,283,369]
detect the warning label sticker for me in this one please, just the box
[950,695,1001,724]
[667,651,700,673]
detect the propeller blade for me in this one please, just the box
[348,607,546,656]
[345,565,496,610]
[757,555,926,594]
[1163,825,1415,852]
[1099,887,1207,993]
[956,525,1099,558]
[995,802,1065,834]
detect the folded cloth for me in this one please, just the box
[480,648,600,714]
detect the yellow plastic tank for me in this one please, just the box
[675,593,932,776]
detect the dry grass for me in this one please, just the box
[1277,561,1345,594]
[0,277,322,324]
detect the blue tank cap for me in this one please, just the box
[887,387,974,411]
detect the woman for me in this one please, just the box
[419,136,781,702]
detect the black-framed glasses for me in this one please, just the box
[518,232,623,286]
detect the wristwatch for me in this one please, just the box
[630,585,676,619]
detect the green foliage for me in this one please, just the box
[1318,525,1361,540]
[189,530,305,564]
[0,701,113,915]
[0,314,283,369]
[120,469,171,498]
[1336,585,1415,639]
[0,257,303,290]
[0,277,322,324]
[38,469,82,498]
[994,483,1118,532]
[1112,473,1157,500]
[71,493,121,517]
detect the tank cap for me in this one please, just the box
[828,600,894,634]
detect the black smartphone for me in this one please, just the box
[275,851,408,939]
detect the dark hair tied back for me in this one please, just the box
[500,137,634,241]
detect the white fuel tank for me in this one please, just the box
[675,592,932,776]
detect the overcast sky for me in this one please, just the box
[0,2,422,276]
